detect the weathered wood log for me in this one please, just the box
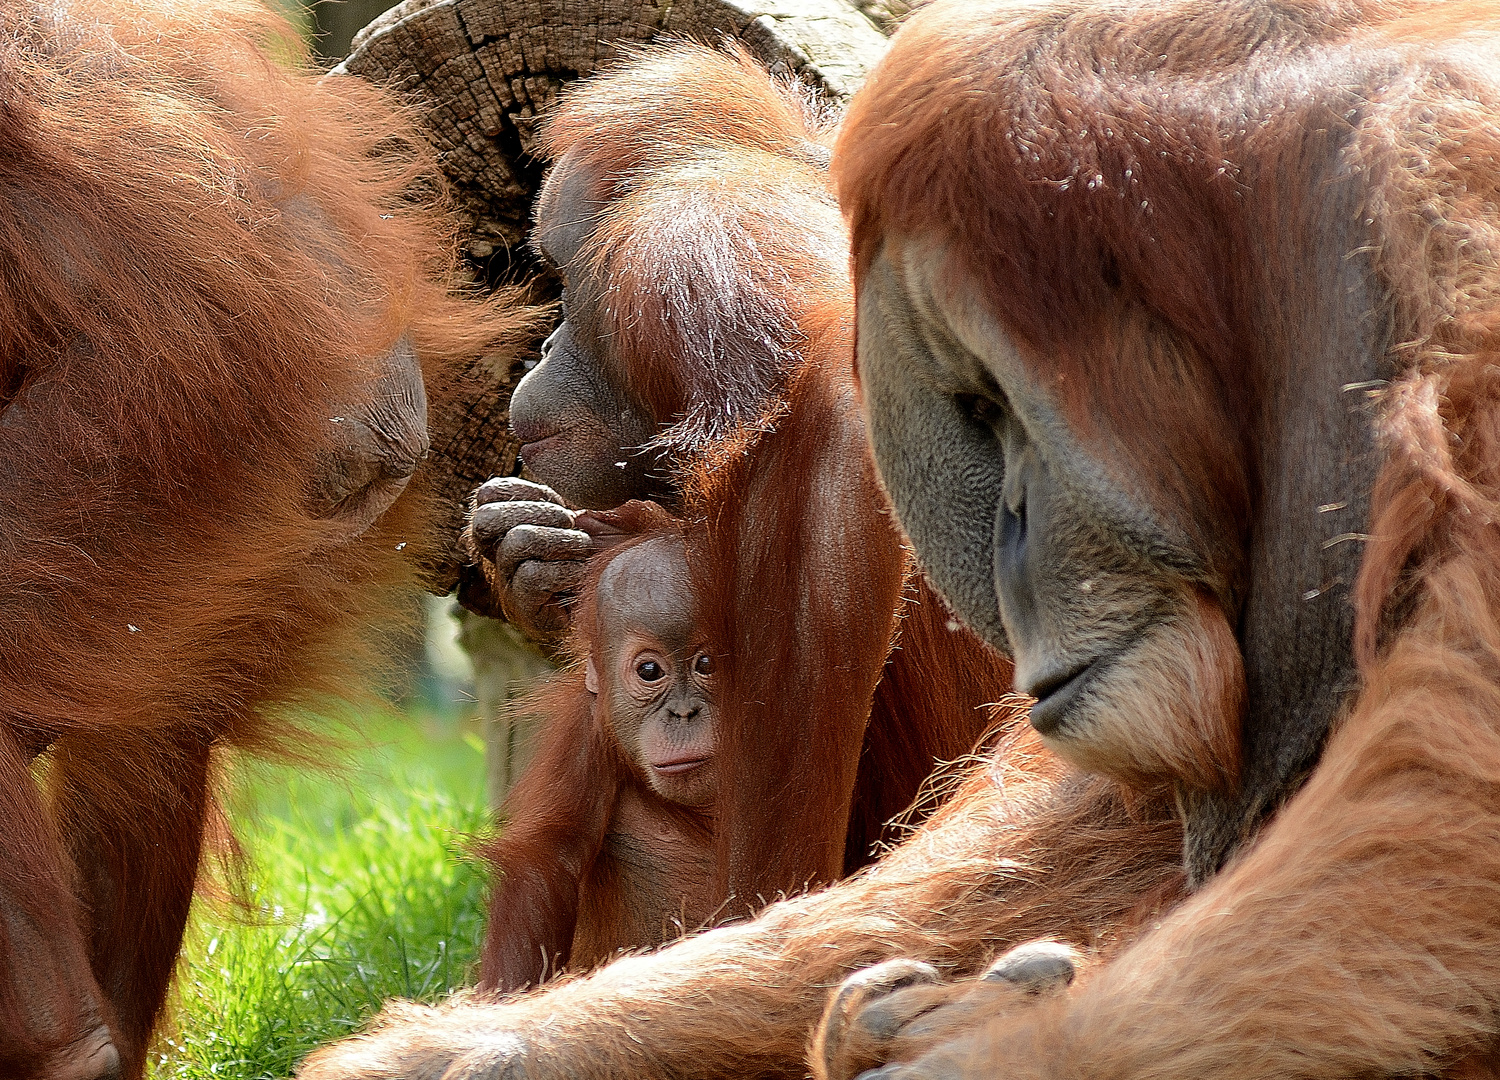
[337,0,889,281]
[411,344,537,596]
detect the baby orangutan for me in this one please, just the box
[477,518,722,991]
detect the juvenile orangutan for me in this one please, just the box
[479,513,724,990]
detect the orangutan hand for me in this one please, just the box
[463,477,593,642]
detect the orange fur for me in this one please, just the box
[476,508,723,990]
[851,510,1500,1077]
[300,722,1184,1080]
[475,659,723,992]
[813,0,1500,1075]
[476,46,1014,979]
[299,6,1500,1080]
[535,46,1014,901]
[0,2,529,1075]
[295,45,1196,1080]
[1029,588,1244,794]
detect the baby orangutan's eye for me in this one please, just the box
[636,660,664,682]
[693,654,714,676]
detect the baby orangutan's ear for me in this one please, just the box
[585,655,600,696]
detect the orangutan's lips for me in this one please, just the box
[516,431,566,464]
[651,756,711,776]
[1023,662,1097,736]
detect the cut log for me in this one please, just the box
[337,0,888,276]
[412,345,536,595]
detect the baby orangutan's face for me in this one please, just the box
[588,537,718,809]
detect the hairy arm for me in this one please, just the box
[300,728,1182,1080]
[479,676,619,992]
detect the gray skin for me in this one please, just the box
[308,336,430,544]
[467,147,671,641]
[857,222,1384,886]
[507,321,663,510]
[587,537,718,810]
[813,133,1392,1068]
[507,148,667,512]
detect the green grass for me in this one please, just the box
[149,711,492,1080]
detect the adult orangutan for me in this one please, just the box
[479,506,722,991]
[463,46,1013,905]
[0,2,525,1077]
[300,2,1500,1079]
[818,0,1500,1073]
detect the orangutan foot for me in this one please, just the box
[814,942,1080,1080]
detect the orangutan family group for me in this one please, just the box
[4,0,1500,1077]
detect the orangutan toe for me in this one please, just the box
[854,1052,969,1080]
[828,960,944,1038]
[980,940,1080,994]
[856,1064,919,1080]
[814,960,943,1080]
[814,956,1069,1080]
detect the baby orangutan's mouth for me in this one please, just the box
[650,755,712,776]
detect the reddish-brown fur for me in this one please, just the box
[476,49,1012,985]
[297,47,1181,1080]
[480,510,1012,992]
[811,1,1500,1075]
[299,6,1500,1079]
[0,2,527,1076]
[301,725,1185,1080]
[478,511,719,990]
[479,667,725,990]
[535,47,1014,902]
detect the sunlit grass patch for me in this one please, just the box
[150,713,491,1080]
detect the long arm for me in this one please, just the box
[300,727,1183,1080]
[478,674,619,992]
[0,727,120,1080]
[689,353,910,902]
[823,544,1500,1080]
[848,574,1015,872]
